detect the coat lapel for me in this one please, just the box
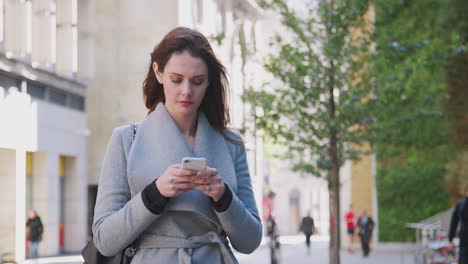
[127,103,237,222]
[193,114,237,192]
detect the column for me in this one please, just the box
[4,0,28,58]
[32,0,55,68]
[48,152,60,256]
[0,149,17,258]
[0,0,4,47]
[32,152,60,256]
[77,0,95,80]
[63,154,87,251]
[56,0,77,76]
[15,149,26,262]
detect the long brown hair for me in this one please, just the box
[143,27,238,142]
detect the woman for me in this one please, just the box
[26,210,43,259]
[345,204,356,252]
[92,27,262,263]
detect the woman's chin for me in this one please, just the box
[175,106,198,117]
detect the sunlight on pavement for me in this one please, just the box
[279,235,329,245]
[17,235,415,264]
[23,255,83,264]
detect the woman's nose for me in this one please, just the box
[181,81,193,96]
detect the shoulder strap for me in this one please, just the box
[131,123,137,143]
[460,199,466,217]
[124,123,139,256]
[459,199,466,232]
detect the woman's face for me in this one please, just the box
[154,50,209,121]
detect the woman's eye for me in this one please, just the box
[171,79,182,83]
[192,79,204,85]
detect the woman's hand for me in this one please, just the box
[192,167,225,202]
[156,164,198,197]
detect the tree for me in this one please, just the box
[369,0,466,241]
[245,1,371,263]
[445,0,468,202]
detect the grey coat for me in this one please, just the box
[92,104,262,263]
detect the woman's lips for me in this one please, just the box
[178,101,193,107]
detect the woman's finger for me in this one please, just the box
[170,174,194,183]
[193,178,224,199]
[191,175,220,185]
[171,167,195,176]
[173,182,197,190]
[206,168,218,176]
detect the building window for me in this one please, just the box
[48,88,67,106]
[27,82,46,99]
[0,71,20,90]
[68,93,84,111]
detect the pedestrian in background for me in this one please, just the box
[92,27,262,263]
[357,210,374,257]
[26,210,43,259]
[299,211,315,255]
[449,185,468,264]
[266,213,280,264]
[345,204,356,252]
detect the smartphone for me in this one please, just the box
[181,157,207,171]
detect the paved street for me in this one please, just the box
[24,235,415,264]
[235,235,415,264]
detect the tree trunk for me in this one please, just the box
[329,119,341,264]
[328,152,341,264]
[327,29,341,262]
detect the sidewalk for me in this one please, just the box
[22,235,415,264]
[23,255,83,264]
[235,235,415,264]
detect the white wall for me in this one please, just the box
[87,0,178,185]
[0,91,88,256]
[269,164,329,236]
[0,90,87,155]
[64,156,88,252]
[0,149,16,255]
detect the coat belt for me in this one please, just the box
[138,231,238,264]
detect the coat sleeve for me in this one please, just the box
[38,218,43,235]
[449,203,460,242]
[299,218,304,232]
[92,127,159,256]
[214,134,262,254]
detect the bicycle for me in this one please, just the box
[414,245,429,264]
[0,252,16,264]
[414,241,458,264]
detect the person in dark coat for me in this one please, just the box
[26,210,43,259]
[299,211,315,255]
[266,214,280,264]
[357,210,374,257]
[449,186,468,264]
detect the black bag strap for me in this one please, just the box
[83,124,139,263]
[131,123,137,142]
[460,199,466,230]
[125,123,139,258]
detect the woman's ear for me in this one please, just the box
[153,62,163,84]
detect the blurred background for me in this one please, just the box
[0,0,466,263]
